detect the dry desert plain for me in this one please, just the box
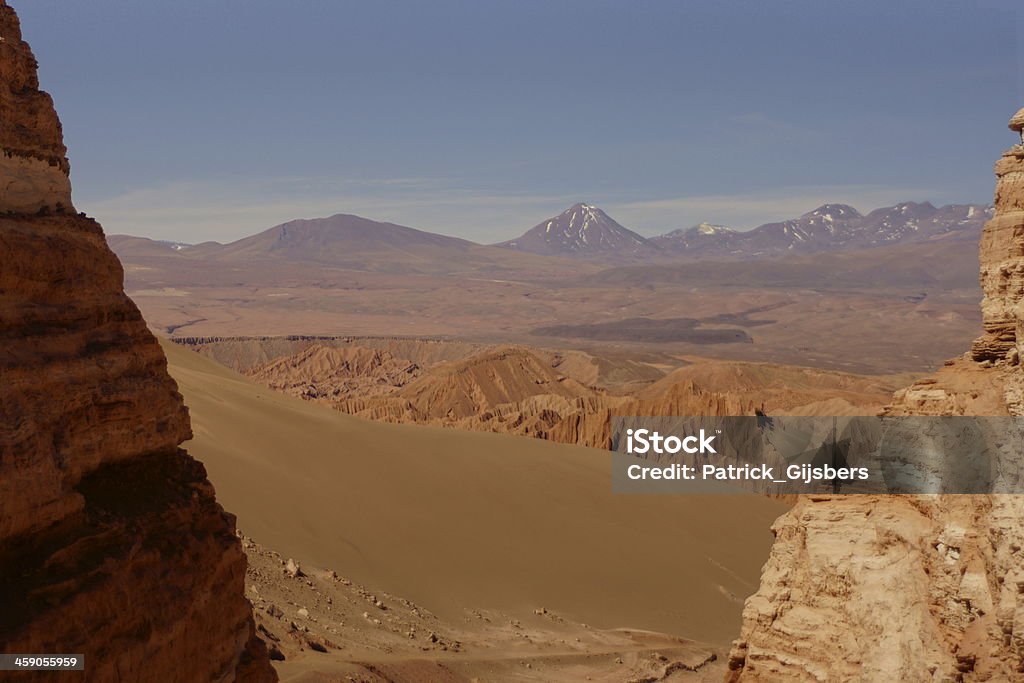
[110,208,984,375]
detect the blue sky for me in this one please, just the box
[15,0,1023,243]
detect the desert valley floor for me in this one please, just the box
[164,340,787,681]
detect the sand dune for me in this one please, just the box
[162,339,785,644]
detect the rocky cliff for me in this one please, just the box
[0,2,275,680]
[973,140,1024,364]
[0,3,72,214]
[726,117,1024,681]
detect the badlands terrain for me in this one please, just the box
[176,335,912,449]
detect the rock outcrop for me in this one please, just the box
[973,142,1024,362]
[249,344,423,400]
[0,2,72,214]
[726,113,1024,681]
[0,2,275,680]
[238,342,892,449]
[726,494,1024,681]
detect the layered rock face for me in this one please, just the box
[726,118,1024,681]
[0,2,72,214]
[973,143,1024,362]
[0,2,275,680]
[727,494,1024,681]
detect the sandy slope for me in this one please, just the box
[163,339,785,645]
[243,534,733,682]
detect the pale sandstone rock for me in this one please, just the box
[0,2,275,680]
[728,117,1024,681]
[973,145,1024,362]
[0,150,73,213]
[1010,108,1024,133]
[728,495,1024,681]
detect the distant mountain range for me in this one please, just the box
[109,200,992,269]
[497,201,992,259]
[646,202,992,259]
[107,202,986,369]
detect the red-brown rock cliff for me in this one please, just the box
[0,2,276,680]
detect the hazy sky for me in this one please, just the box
[16,0,1023,243]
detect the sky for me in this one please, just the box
[15,0,1024,244]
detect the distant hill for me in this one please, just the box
[496,203,653,257]
[209,214,474,261]
[109,213,590,277]
[196,214,486,273]
[106,234,191,259]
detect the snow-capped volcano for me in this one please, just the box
[497,203,652,256]
[693,222,734,236]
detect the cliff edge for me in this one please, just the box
[726,120,1024,681]
[0,2,71,214]
[0,1,275,680]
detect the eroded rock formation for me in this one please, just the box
[237,342,891,449]
[973,139,1024,363]
[726,494,1024,681]
[249,345,423,400]
[0,2,275,680]
[247,343,759,447]
[0,2,72,214]
[726,114,1024,681]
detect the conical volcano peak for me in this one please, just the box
[565,202,604,215]
[498,203,652,256]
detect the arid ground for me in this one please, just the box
[164,339,787,681]
[128,212,982,679]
